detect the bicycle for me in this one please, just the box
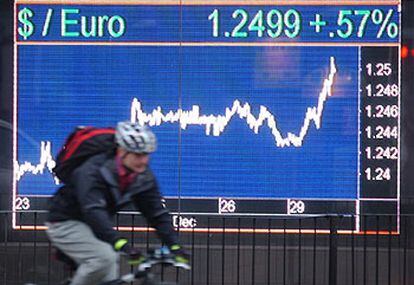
[25,247,190,285]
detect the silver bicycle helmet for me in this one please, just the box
[115,121,157,153]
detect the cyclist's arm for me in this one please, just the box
[72,167,120,245]
[132,186,178,247]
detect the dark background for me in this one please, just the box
[1,2,414,285]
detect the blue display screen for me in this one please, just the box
[14,1,400,209]
[16,44,358,199]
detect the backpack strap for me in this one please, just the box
[62,128,116,161]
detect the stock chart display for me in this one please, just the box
[14,0,401,232]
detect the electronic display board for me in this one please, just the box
[13,0,401,233]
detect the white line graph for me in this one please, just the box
[15,57,336,182]
[15,141,59,183]
[131,57,337,147]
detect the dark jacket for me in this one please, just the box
[47,152,177,247]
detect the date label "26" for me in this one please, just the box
[218,198,236,214]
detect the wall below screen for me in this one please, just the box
[1,226,414,285]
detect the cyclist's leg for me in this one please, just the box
[46,220,119,285]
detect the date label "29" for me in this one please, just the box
[287,199,305,214]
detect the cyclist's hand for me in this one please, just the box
[125,247,146,266]
[114,238,146,266]
[169,244,190,269]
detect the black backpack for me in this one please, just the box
[53,126,117,183]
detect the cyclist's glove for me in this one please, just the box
[114,238,145,266]
[169,244,190,269]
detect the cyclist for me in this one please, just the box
[45,122,189,285]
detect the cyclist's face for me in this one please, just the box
[121,151,150,173]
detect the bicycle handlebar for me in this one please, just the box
[141,248,190,269]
